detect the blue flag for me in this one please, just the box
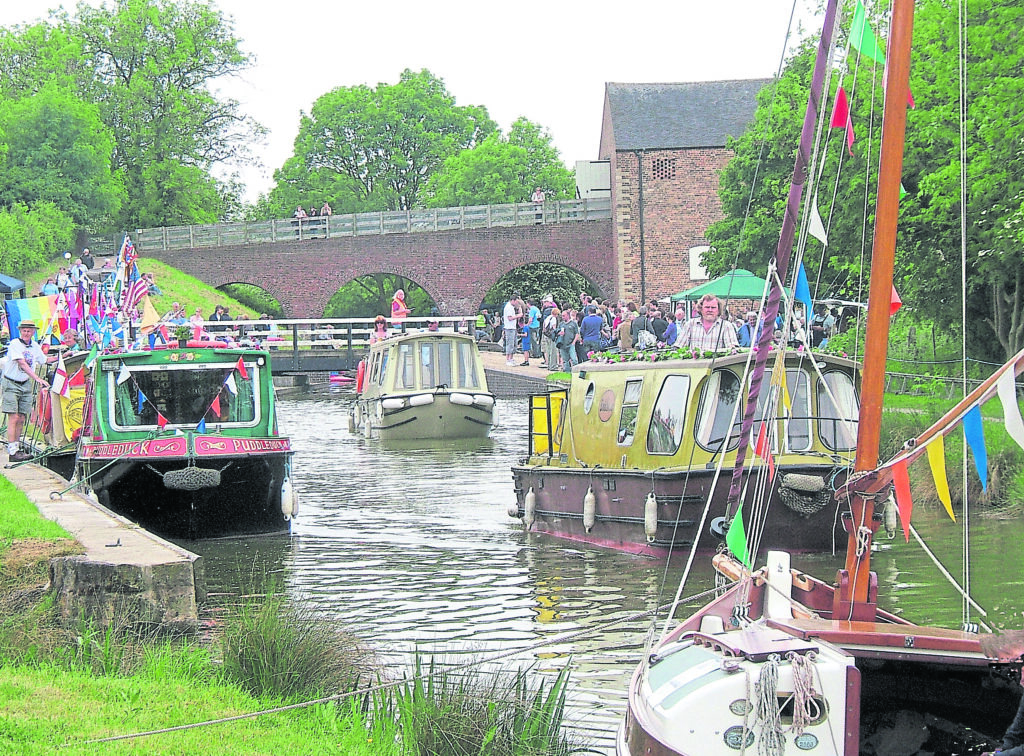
[963,405,987,491]
[137,389,147,415]
[196,418,207,433]
[795,264,813,319]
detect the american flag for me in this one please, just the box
[121,278,150,313]
[118,234,137,267]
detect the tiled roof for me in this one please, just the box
[606,79,771,151]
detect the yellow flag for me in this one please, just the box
[139,295,160,334]
[926,436,955,521]
[770,354,792,413]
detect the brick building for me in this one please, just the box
[598,79,770,305]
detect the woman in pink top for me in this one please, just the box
[391,289,411,331]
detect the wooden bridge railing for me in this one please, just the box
[135,197,612,252]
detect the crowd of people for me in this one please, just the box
[478,292,840,371]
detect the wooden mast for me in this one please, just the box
[834,0,916,619]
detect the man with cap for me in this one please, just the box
[2,320,49,463]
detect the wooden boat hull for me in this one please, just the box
[350,391,495,440]
[510,463,846,555]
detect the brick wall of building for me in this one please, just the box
[612,147,731,305]
[149,221,615,317]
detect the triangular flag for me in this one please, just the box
[210,395,221,416]
[196,418,206,433]
[84,344,98,368]
[795,263,814,318]
[725,505,752,568]
[925,436,955,521]
[754,422,776,481]
[224,374,238,396]
[137,389,147,415]
[235,356,249,379]
[52,353,70,398]
[139,296,160,333]
[963,405,987,491]
[892,459,913,542]
[997,370,1024,452]
[808,196,829,246]
[116,364,131,385]
[890,285,902,316]
[850,0,887,64]
[156,412,168,429]
[829,86,855,156]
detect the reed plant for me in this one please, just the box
[384,655,583,756]
[220,586,376,701]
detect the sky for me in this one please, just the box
[2,0,815,203]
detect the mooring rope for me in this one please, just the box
[67,579,735,747]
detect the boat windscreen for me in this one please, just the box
[818,371,859,450]
[456,342,480,389]
[111,363,257,429]
[647,375,691,455]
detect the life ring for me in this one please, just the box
[355,359,366,393]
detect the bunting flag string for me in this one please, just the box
[892,459,913,543]
[235,356,249,380]
[794,263,814,318]
[850,0,886,63]
[224,374,238,396]
[830,86,855,156]
[116,364,132,385]
[754,422,776,482]
[890,285,903,316]
[925,436,955,521]
[196,418,207,433]
[137,389,147,415]
[808,196,829,246]
[963,405,988,491]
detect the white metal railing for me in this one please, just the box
[135,197,612,252]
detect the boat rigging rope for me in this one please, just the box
[787,651,819,737]
[755,655,785,756]
[66,580,736,748]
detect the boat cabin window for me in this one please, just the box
[749,368,813,452]
[647,375,691,455]
[377,351,388,386]
[436,341,453,388]
[818,371,858,450]
[394,344,415,390]
[110,362,258,430]
[583,382,596,414]
[617,379,643,446]
[419,342,436,388]
[456,341,480,390]
[695,369,742,452]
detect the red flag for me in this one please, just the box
[890,285,902,316]
[754,422,776,481]
[157,412,169,429]
[235,356,249,379]
[210,395,221,417]
[830,86,855,156]
[68,367,85,387]
[892,459,913,542]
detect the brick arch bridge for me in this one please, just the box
[144,221,615,317]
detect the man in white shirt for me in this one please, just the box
[674,294,739,352]
[502,295,522,366]
[2,321,49,462]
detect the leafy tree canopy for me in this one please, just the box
[423,118,575,207]
[705,0,1024,361]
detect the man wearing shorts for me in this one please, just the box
[3,321,49,463]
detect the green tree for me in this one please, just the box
[254,154,364,221]
[0,83,124,229]
[482,263,600,312]
[422,118,574,207]
[324,275,434,319]
[293,69,497,212]
[0,202,76,276]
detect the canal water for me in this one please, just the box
[186,390,1024,753]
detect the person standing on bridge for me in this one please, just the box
[391,290,411,333]
[532,186,545,224]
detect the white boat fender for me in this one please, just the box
[491,404,500,427]
[583,486,596,533]
[353,403,363,427]
[281,478,299,519]
[381,397,405,410]
[644,492,658,543]
[882,492,898,539]
[507,503,521,519]
[449,392,474,406]
[524,487,536,530]
[472,394,495,408]
[408,393,434,407]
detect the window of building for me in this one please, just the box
[689,246,710,281]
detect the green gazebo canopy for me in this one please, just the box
[670,269,786,302]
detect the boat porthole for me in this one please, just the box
[728,699,751,716]
[583,382,596,413]
[795,733,819,750]
[723,726,755,749]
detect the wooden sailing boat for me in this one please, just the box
[618,1,1024,753]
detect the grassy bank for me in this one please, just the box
[0,483,583,755]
